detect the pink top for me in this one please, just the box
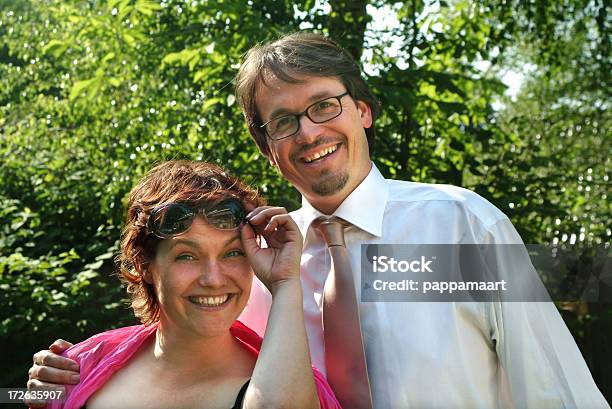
[45,321,340,409]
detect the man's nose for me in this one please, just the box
[198,261,227,287]
[294,115,324,144]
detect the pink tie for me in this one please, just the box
[314,216,373,409]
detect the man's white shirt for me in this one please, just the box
[239,164,608,408]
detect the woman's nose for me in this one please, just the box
[198,261,227,288]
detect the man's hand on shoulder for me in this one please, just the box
[26,339,79,408]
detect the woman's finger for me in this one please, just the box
[247,206,290,227]
[240,220,262,256]
[264,213,299,234]
[245,205,276,222]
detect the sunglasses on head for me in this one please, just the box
[147,198,247,239]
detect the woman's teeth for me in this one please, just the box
[189,294,230,307]
[304,145,338,163]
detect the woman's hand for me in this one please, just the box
[240,206,303,294]
[240,207,321,409]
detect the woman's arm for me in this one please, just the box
[240,207,321,409]
[249,278,319,409]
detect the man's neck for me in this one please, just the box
[305,161,373,215]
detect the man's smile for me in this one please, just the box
[302,143,340,164]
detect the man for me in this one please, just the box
[28,33,608,408]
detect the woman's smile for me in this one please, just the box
[187,293,233,309]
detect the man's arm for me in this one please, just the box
[484,219,609,408]
[26,339,80,408]
[491,301,609,408]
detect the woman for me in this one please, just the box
[47,160,339,409]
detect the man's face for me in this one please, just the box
[255,75,373,213]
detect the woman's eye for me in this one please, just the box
[176,254,195,261]
[225,249,245,258]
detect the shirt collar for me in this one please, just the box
[298,164,388,238]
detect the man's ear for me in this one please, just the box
[357,100,373,129]
[267,151,279,168]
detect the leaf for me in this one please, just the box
[118,5,134,21]
[67,15,82,24]
[69,78,95,101]
[102,52,116,63]
[161,49,200,68]
[107,0,122,12]
[188,53,201,70]
[202,97,223,111]
[123,32,136,47]
[193,70,208,83]
[430,72,466,99]
[83,259,103,272]
[436,100,466,114]
[162,52,184,65]
[135,0,162,16]
[95,251,115,260]
[108,77,121,87]
[42,40,68,58]
[10,218,27,231]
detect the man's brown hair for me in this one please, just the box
[235,32,380,157]
[117,160,265,325]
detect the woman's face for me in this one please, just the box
[146,216,253,338]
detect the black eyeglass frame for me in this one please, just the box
[260,91,351,141]
[146,198,247,239]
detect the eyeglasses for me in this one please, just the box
[260,92,350,140]
[147,198,247,239]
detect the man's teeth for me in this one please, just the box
[189,294,230,307]
[304,145,338,163]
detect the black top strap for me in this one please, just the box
[84,379,252,409]
[231,379,251,409]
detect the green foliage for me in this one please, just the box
[0,0,608,395]
[0,193,133,386]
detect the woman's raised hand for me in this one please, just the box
[240,206,303,294]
